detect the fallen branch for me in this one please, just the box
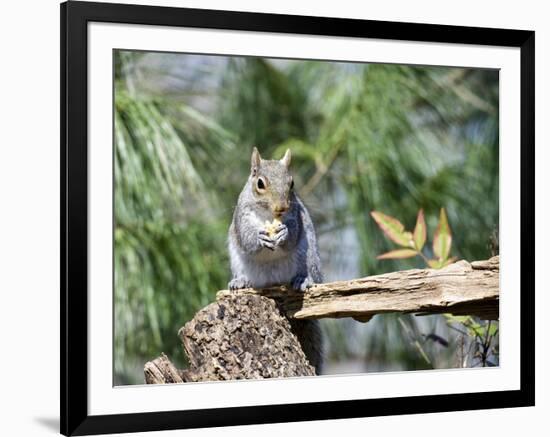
[217,256,499,322]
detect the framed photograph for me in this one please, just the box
[61,1,535,435]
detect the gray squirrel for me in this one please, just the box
[228,147,324,373]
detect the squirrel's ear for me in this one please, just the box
[281,149,291,168]
[251,147,262,173]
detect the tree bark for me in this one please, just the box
[145,257,498,384]
[144,353,185,384]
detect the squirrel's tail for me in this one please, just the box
[289,319,324,375]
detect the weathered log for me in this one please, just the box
[145,257,498,384]
[217,256,500,321]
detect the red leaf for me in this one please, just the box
[433,208,452,261]
[371,211,414,247]
[413,209,426,251]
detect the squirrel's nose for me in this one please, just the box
[273,203,289,216]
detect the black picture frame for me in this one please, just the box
[61,1,535,435]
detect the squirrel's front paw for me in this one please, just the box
[273,223,289,247]
[291,275,314,292]
[258,229,275,251]
[228,276,251,290]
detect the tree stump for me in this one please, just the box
[145,293,315,384]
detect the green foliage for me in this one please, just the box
[444,316,499,367]
[114,54,237,383]
[114,51,499,383]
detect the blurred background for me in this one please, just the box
[114,50,499,385]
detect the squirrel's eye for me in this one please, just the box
[257,177,266,191]
[290,179,294,190]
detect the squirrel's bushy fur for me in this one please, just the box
[228,147,324,373]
